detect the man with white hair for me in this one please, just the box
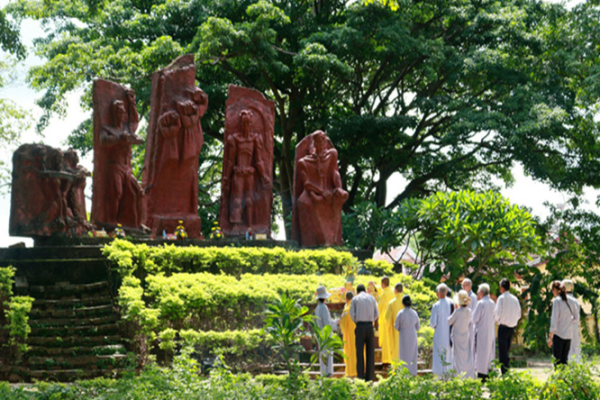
[430,283,453,377]
[562,279,581,362]
[472,283,496,382]
[462,278,478,312]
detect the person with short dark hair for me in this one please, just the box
[394,295,420,376]
[495,278,521,374]
[350,283,379,381]
[548,281,579,366]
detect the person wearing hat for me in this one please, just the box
[448,290,474,378]
[385,283,405,364]
[495,278,522,374]
[350,283,379,381]
[378,276,395,365]
[430,283,453,378]
[315,285,335,376]
[562,279,581,363]
[394,295,420,376]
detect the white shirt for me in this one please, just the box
[550,296,579,340]
[495,291,521,328]
[350,291,379,323]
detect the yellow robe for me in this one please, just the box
[378,287,395,364]
[340,301,357,377]
[385,293,405,363]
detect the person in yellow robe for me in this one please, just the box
[378,276,395,364]
[367,281,381,302]
[340,291,358,377]
[385,283,405,363]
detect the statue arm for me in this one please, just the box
[223,136,236,187]
[99,128,124,146]
[254,135,271,184]
[126,90,139,134]
[330,149,343,189]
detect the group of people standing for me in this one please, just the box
[314,276,581,381]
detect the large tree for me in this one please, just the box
[6,0,600,238]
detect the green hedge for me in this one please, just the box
[103,239,358,277]
[0,358,597,400]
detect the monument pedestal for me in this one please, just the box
[152,215,202,239]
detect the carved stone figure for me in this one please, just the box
[219,85,274,236]
[91,79,145,230]
[10,144,90,237]
[291,131,349,247]
[142,54,208,237]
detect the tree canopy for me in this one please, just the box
[5,0,600,239]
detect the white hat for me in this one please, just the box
[562,279,574,293]
[458,290,471,307]
[316,285,331,299]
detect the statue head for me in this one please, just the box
[240,110,252,132]
[312,130,327,155]
[48,148,64,171]
[64,148,79,168]
[111,100,127,125]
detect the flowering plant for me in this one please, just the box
[210,221,223,240]
[175,220,188,240]
[112,224,126,238]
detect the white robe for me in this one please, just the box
[567,294,581,363]
[472,295,496,375]
[395,307,420,376]
[448,306,474,378]
[430,297,453,377]
[315,302,334,376]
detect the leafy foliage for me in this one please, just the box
[103,239,357,277]
[4,295,33,359]
[8,0,600,240]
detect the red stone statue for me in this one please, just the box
[10,144,90,237]
[291,131,349,247]
[142,55,208,237]
[219,85,274,237]
[91,79,145,230]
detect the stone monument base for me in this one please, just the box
[151,215,202,238]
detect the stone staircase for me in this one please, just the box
[17,280,130,381]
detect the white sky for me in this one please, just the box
[0,1,596,247]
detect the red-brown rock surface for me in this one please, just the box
[291,131,349,247]
[142,55,208,237]
[219,85,274,237]
[91,79,145,230]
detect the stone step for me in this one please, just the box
[29,368,128,382]
[28,344,127,357]
[28,334,122,347]
[30,322,119,337]
[30,304,115,319]
[29,354,129,369]
[30,314,119,329]
[32,296,113,309]
[18,281,110,298]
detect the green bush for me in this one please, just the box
[487,370,540,400]
[103,239,357,277]
[4,295,33,361]
[539,362,600,400]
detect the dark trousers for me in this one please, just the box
[355,322,375,381]
[477,373,489,383]
[552,335,571,366]
[498,325,515,374]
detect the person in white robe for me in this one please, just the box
[430,283,453,377]
[315,285,336,376]
[562,279,581,363]
[448,290,474,378]
[472,283,496,382]
[462,278,478,312]
[394,294,420,376]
